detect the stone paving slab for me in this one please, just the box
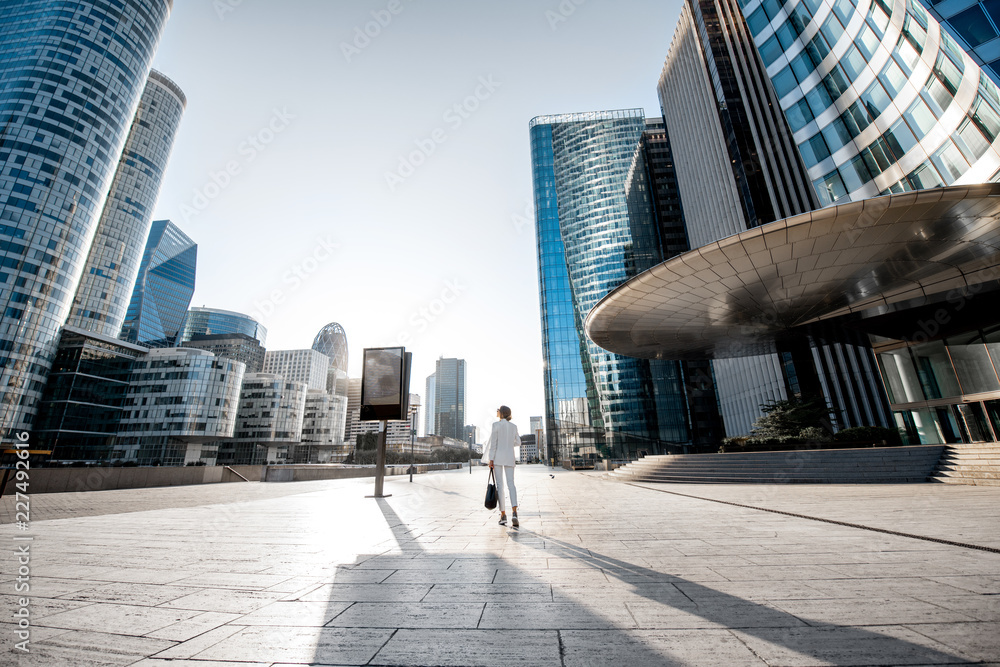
[0,466,997,665]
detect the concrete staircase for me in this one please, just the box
[929,443,1000,486]
[607,445,946,484]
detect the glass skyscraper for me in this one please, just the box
[312,321,349,374]
[530,110,695,461]
[67,70,187,337]
[0,0,173,442]
[432,357,466,440]
[178,306,267,346]
[918,0,1000,85]
[119,220,197,347]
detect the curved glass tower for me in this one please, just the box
[178,306,267,347]
[0,0,173,441]
[530,110,692,461]
[312,322,349,374]
[746,0,1000,204]
[67,70,187,337]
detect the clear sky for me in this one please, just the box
[150,0,682,438]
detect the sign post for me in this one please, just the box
[360,347,411,499]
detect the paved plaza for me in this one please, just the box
[1,465,998,666]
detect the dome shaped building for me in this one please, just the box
[312,322,349,375]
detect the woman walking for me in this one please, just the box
[485,405,520,527]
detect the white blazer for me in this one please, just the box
[484,419,520,467]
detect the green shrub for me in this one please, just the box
[834,426,903,446]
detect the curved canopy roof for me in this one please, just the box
[586,184,1000,360]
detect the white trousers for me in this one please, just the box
[495,465,517,513]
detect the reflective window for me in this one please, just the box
[861,81,891,119]
[806,83,834,116]
[911,341,962,398]
[814,169,847,205]
[901,14,926,55]
[821,12,845,46]
[949,5,998,47]
[879,348,924,403]
[842,101,872,136]
[747,7,769,34]
[804,32,831,67]
[773,66,798,98]
[947,333,1000,394]
[841,46,867,79]
[885,119,917,156]
[895,35,921,74]
[822,116,853,151]
[907,160,944,190]
[855,24,880,60]
[775,21,799,49]
[800,132,831,166]
[786,97,815,132]
[832,0,855,25]
[868,2,890,36]
[879,60,908,98]
[840,154,873,191]
[760,34,783,66]
[823,65,850,100]
[904,98,937,136]
[932,140,970,184]
[940,30,966,74]
[954,119,991,161]
[970,94,1000,141]
[791,51,815,82]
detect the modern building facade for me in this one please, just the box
[424,373,436,436]
[312,322,348,375]
[918,0,1000,86]
[66,70,187,337]
[181,333,265,373]
[33,327,150,462]
[119,220,197,347]
[227,373,307,464]
[261,349,330,392]
[432,357,466,440]
[117,347,245,465]
[299,389,348,462]
[0,0,174,442]
[530,110,699,460]
[178,306,267,346]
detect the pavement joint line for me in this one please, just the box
[624,482,1000,554]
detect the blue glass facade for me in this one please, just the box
[120,220,196,347]
[530,110,694,461]
[0,0,172,441]
[312,322,348,374]
[918,0,1000,86]
[178,306,267,346]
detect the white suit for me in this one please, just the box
[484,419,520,513]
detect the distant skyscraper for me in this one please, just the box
[181,333,265,373]
[312,322,349,374]
[425,373,436,436]
[178,306,267,346]
[119,220,197,347]
[66,70,187,337]
[530,110,693,460]
[433,358,466,440]
[0,0,174,441]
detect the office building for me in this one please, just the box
[520,434,538,463]
[66,70,187,337]
[300,389,348,462]
[587,0,1000,445]
[261,349,330,391]
[432,357,466,440]
[312,322,348,374]
[117,347,245,465]
[181,332,265,373]
[178,306,267,346]
[529,415,546,462]
[33,327,150,462]
[119,220,197,347]
[425,373,436,436]
[530,111,697,461]
[918,0,1000,85]
[463,424,479,448]
[343,377,363,445]
[0,0,173,442]
[226,373,307,464]
[347,392,419,453]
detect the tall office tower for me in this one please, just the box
[0,0,173,441]
[119,220,196,347]
[745,0,1000,202]
[261,349,330,391]
[66,70,186,336]
[178,306,267,346]
[181,333,265,373]
[352,393,420,453]
[33,327,149,462]
[424,373,436,435]
[916,0,1000,85]
[117,348,245,465]
[312,322,348,374]
[530,110,692,461]
[300,389,348,462]
[343,377,363,444]
[433,357,466,440]
[625,120,727,449]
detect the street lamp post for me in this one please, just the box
[409,410,415,483]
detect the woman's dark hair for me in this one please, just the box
[498,405,512,420]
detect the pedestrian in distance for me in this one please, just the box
[485,405,520,527]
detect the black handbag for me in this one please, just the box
[484,467,498,510]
